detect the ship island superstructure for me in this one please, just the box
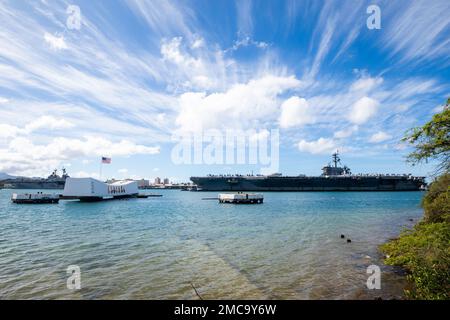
[190,152,426,192]
[2,168,69,189]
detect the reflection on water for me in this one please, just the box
[0,190,423,299]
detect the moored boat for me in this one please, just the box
[218,193,264,204]
[11,192,60,204]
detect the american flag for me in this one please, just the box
[101,157,111,164]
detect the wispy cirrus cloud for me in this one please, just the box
[125,0,197,41]
[0,0,448,178]
[235,0,253,36]
[44,32,68,50]
[381,0,450,65]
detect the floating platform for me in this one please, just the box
[218,193,263,204]
[11,192,59,204]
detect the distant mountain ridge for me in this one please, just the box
[0,172,17,180]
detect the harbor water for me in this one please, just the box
[0,189,424,299]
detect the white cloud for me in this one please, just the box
[308,18,334,78]
[126,0,195,39]
[381,0,450,63]
[7,136,159,160]
[118,168,128,175]
[73,171,100,179]
[176,75,301,132]
[161,37,190,65]
[160,37,221,90]
[229,36,269,51]
[279,96,316,128]
[369,131,392,143]
[236,0,253,35]
[387,78,439,101]
[0,124,21,139]
[0,0,447,175]
[0,136,160,176]
[350,76,383,93]
[0,116,74,139]
[44,32,68,50]
[334,125,358,139]
[191,36,204,49]
[23,116,74,133]
[396,104,410,112]
[348,96,379,124]
[248,129,270,143]
[297,137,339,155]
[0,3,177,143]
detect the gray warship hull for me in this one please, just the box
[3,180,65,189]
[1,169,69,190]
[191,152,426,191]
[190,175,425,191]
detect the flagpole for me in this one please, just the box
[99,159,102,181]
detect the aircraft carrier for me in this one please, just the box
[190,152,426,191]
[2,169,69,189]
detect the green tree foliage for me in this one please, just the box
[380,221,450,299]
[381,98,450,299]
[403,98,450,173]
[422,173,450,223]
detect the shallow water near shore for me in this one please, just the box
[0,189,423,299]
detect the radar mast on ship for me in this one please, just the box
[322,151,351,176]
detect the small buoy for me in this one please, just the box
[409,218,414,222]
[340,234,345,239]
[347,239,352,243]
[364,255,371,259]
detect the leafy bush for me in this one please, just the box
[382,99,450,299]
[422,173,450,223]
[380,221,450,299]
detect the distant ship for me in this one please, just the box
[2,169,69,189]
[190,152,426,191]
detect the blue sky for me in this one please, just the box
[0,0,449,182]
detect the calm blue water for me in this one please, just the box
[0,189,424,299]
